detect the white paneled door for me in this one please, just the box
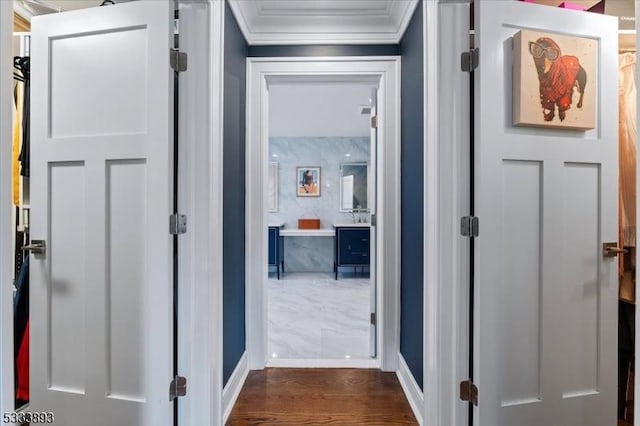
[474,2,618,425]
[30,2,174,425]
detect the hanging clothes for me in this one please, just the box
[619,53,636,249]
[15,321,29,402]
[12,82,22,206]
[13,255,29,405]
[18,57,30,178]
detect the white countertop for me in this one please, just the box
[332,223,371,228]
[268,223,285,228]
[280,228,335,237]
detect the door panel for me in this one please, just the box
[474,2,618,425]
[30,2,174,425]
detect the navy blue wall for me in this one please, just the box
[248,44,399,57]
[223,1,248,386]
[223,2,423,389]
[399,0,424,390]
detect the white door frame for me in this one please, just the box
[0,2,225,424]
[423,1,471,425]
[176,1,224,425]
[245,57,401,371]
[0,0,15,415]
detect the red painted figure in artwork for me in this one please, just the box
[529,37,587,122]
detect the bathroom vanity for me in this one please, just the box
[333,223,370,279]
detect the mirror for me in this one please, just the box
[340,162,368,212]
[268,162,278,212]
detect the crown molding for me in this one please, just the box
[227,0,418,45]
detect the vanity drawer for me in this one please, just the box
[336,228,370,266]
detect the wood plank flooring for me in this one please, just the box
[226,368,418,425]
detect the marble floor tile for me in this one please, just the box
[268,272,372,360]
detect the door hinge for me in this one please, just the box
[169,375,187,401]
[460,380,478,406]
[170,213,187,235]
[370,312,377,326]
[461,48,479,72]
[170,48,188,72]
[460,216,479,237]
[370,213,376,227]
[371,116,378,129]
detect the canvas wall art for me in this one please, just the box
[296,167,320,197]
[513,29,597,130]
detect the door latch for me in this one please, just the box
[603,242,626,258]
[22,239,46,255]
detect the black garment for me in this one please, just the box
[13,207,23,281]
[18,58,30,178]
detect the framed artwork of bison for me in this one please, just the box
[513,29,597,130]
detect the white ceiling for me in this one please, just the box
[228,0,419,45]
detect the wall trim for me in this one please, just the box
[177,1,225,425]
[397,354,424,425]
[422,0,441,424]
[211,1,225,423]
[245,56,401,373]
[227,0,418,46]
[222,352,250,423]
[423,2,470,426]
[266,358,379,369]
[0,0,14,415]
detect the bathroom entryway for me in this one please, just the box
[245,57,401,372]
[265,80,376,363]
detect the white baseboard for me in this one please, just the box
[396,353,424,425]
[266,357,379,369]
[222,351,249,424]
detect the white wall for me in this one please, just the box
[269,83,374,137]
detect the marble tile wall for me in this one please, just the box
[269,137,370,272]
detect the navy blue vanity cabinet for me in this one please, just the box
[334,226,370,279]
[268,226,284,279]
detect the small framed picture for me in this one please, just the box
[296,167,321,197]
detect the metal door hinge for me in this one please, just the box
[371,116,378,129]
[170,49,187,72]
[460,380,478,405]
[460,216,479,238]
[170,214,187,235]
[169,375,187,401]
[461,48,479,72]
[370,312,377,326]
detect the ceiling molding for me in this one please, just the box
[14,12,31,32]
[228,0,418,45]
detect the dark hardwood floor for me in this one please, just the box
[226,368,418,425]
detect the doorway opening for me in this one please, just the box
[617,19,637,426]
[265,79,377,363]
[245,57,401,372]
